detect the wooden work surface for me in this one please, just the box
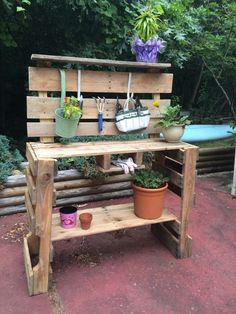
[51,203,176,241]
[29,139,197,160]
[31,54,171,69]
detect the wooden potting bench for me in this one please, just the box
[24,54,198,295]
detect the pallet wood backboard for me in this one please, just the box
[27,65,173,140]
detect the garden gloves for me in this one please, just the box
[112,157,137,174]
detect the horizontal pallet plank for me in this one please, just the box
[31,54,171,69]
[27,96,170,119]
[29,67,173,94]
[27,120,161,137]
[30,139,196,159]
[51,203,176,241]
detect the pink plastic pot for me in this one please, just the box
[59,206,77,229]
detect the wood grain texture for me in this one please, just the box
[23,235,34,295]
[27,96,170,119]
[27,120,161,137]
[179,147,198,258]
[31,54,171,69]
[29,139,196,160]
[26,143,38,176]
[26,166,36,205]
[25,191,36,233]
[51,204,176,241]
[29,67,173,93]
[38,91,54,143]
[33,159,55,294]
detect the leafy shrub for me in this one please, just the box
[132,169,168,189]
[0,135,25,188]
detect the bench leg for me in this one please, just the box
[152,147,197,259]
[24,159,55,295]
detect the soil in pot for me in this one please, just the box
[132,183,168,219]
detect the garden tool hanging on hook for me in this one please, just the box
[77,69,83,112]
[94,97,106,132]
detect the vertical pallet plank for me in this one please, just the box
[38,91,54,143]
[33,159,54,294]
[96,155,111,170]
[26,166,37,205]
[131,152,143,166]
[26,143,38,177]
[150,93,161,138]
[179,147,198,258]
[25,191,36,233]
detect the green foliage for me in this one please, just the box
[134,0,164,42]
[132,169,168,189]
[0,135,24,187]
[155,100,191,128]
[0,0,31,47]
[63,96,82,119]
[1,0,236,136]
[57,156,106,179]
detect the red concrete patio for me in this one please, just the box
[0,172,235,314]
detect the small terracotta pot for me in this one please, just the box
[79,213,93,230]
[132,183,168,219]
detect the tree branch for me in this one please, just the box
[203,59,236,120]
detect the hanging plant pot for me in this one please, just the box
[162,125,185,143]
[131,37,167,63]
[132,183,168,219]
[55,108,80,138]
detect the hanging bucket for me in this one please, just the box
[55,69,82,138]
[55,108,80,138]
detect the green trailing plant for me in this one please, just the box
[132,169,168,189]
[63,96,82,119]
[57,156,107,179]
[155,98,191,128]
[0,135,24,188]
[134,1,164,42]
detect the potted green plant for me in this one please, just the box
[131,0,167,63]
[132,169,168,219]
[154,98,191,142]
[55,96,83,138]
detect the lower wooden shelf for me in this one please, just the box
[51,203,176,241]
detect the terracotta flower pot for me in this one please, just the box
[132,183,168,219]
[79,213,93,230]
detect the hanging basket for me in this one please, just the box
[55,108,80,138]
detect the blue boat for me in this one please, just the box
[180,124,233,143]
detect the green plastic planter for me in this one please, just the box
[55,108,80,138]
